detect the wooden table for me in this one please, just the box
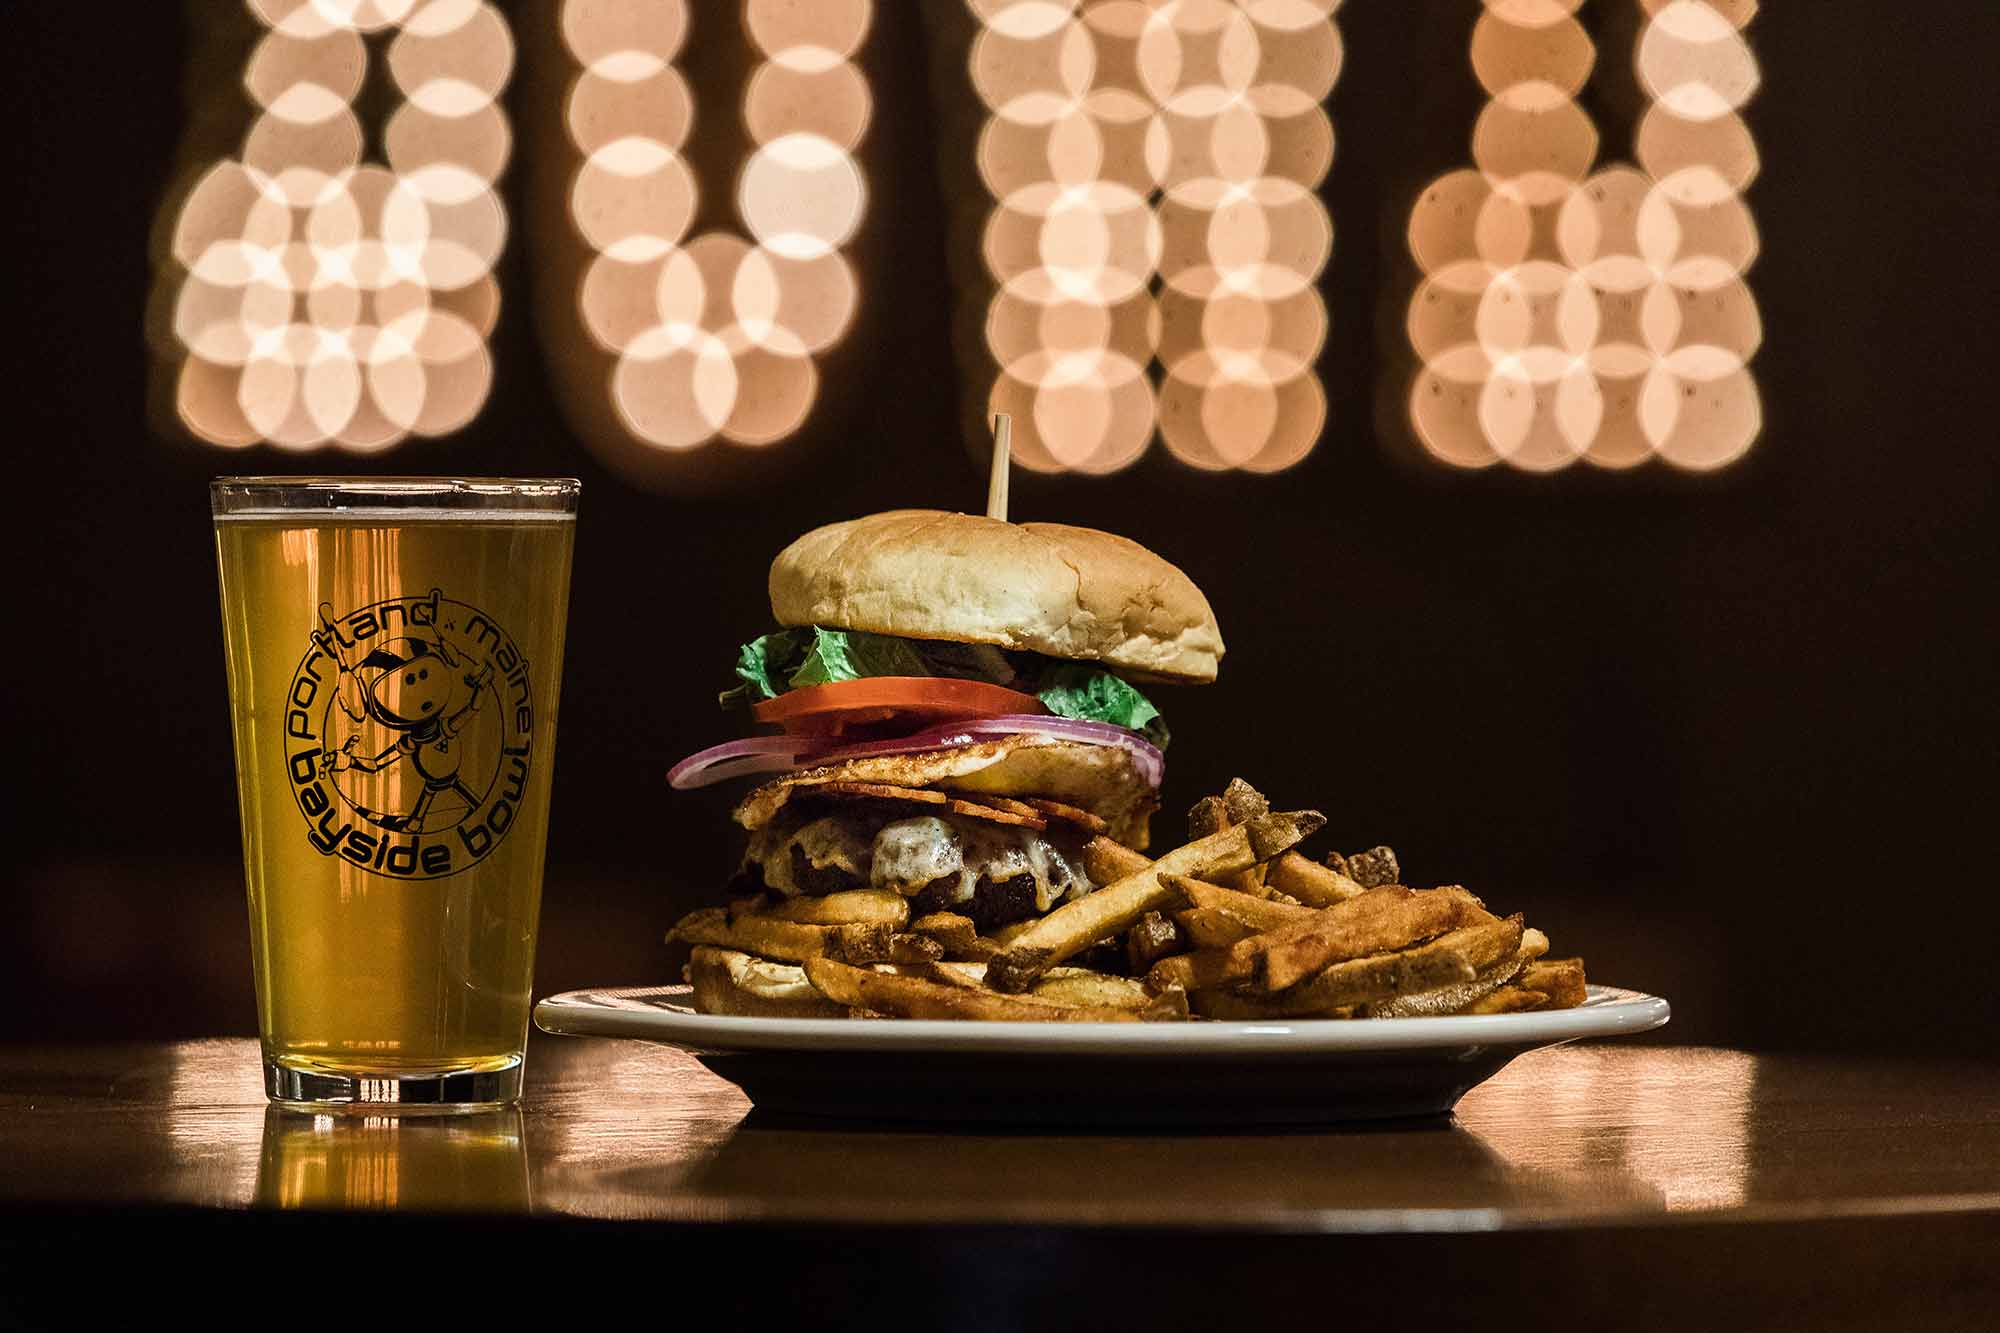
[2,1040,1995,1329]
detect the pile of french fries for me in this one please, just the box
[668,778,1587,1022]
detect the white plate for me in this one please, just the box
[534,984,1669,1125]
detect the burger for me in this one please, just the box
[667,509,1222,1011]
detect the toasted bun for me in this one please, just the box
[685,947,848,1019]
[768,509,1223,684]
[733,736,1160,849]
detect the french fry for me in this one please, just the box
[924,959,988,989]
[1187,780,1275,897]
[1202,950,1470,1017]
[1161,914,1523,1015]
[909,911,975,946]
[1125,910,1185,972]
[1218,778,1273,896]
[1280,915,1522,1012]
[684,946,849,1018]
[1521,927,1551,960]
[1230,886,1481,994]
[1082,835,1152,885]
[1146,948,1247,994]
[1031,968,1157,1011]
[908,912,998,960]
[988,918,1040,947]
[888,933,945,964]
[1186,795,1229,840]
[1221,777,1269,827]
[1267,852,1367,907]
[1225,873,1274,900]
[1520,957,1587,1010]
[1362,952,1525,1018]
[830,924,894,964]
[747,888,911,928]
[1189,989,1356,1021]
[1172,907,1258,949]
[1345,845,1401,889]
[668,907,891,965]
[987,810,1324,992]
[1168,876,1316,931]
[1461,986,1548,1015]
[803,956,1145,1022]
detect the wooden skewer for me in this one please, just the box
[986,413,1012,522]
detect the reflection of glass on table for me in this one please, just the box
[255,1105,528,1212]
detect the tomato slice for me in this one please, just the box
[752,677,1045,736]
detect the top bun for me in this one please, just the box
[768,509,1223,684]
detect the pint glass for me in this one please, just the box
[212,478,578,1108]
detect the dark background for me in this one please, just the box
[4,2,1991,1054]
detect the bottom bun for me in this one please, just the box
[686,945,848,1018]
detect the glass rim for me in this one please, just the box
[211,476,580,518]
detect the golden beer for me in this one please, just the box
[213,478,577,1107]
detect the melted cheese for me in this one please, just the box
[747,815,873,896]
[725,952,820,1000]
[871,816,963,893]
[872,817,1091,912]
[747,807,1095,911]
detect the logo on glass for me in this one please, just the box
[284,589,532,880]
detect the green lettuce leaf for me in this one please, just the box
[789,628,931,688]
[717,628,812,706]
[1033,663,1168,748]
[719,627,939,706]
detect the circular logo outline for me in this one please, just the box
[280,588,533,881]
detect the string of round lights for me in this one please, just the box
[561,0,873,451]
[169,0,512,450]
[971,0,1340,474]
[1407,0,1762,472]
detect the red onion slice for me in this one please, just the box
[798,727,975,764]
[667,734,821,790]
[668,714,1165,792]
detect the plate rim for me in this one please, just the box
[533,983,1670,1057]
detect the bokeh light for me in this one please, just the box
[1406,0,1762,472]
[969,0,1340,474]
[167,0,512,450]
[562,0,872,452]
